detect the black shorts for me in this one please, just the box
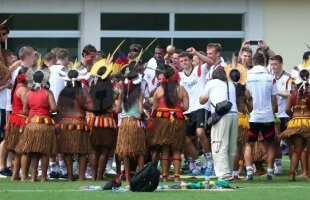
[247,122,275,143]
[279,117,290,132]
[185,109,206,136]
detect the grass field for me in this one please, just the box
[0,156,309,200]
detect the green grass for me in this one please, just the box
[0,156,310,200]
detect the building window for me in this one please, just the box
[1,14,79,30]
[101,13,169,31]
[173,38,242,60]
[0,14,79,59]
[7,38,79,60]
[175,14,243,31]
[101,13,244,61]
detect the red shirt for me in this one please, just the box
[158,96,182,110]
[12,84,26,115]
[28,89,50,118]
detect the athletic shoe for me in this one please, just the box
[59,173,68,180]
[245,174,253,181]
[0,173,7,178]
[267,173,273,180]
[274,165,282,175]
[189,162,195,171]
[49,171,59,179]
[59,164,67,176]
[0,168,11,177]
[187,168,204,176]
[221,175,234,182]
[4,168,13,176]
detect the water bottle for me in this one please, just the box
[204,176,210,189]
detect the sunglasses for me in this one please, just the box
[0,32,8,36]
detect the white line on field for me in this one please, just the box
[0,186,308,193]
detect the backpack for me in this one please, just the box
[130,162,160,192]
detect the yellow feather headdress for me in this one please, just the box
[90,40,125,84]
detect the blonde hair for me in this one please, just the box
[19,46,34,61]
[207,43,222,53]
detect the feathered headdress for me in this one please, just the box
[224,63,247,85]
[90,40,126,83]
[90,54,114,84]
[26,65,51,90]
[59,61,88,87]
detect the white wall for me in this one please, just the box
[264,0,310,70]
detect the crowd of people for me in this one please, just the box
[1,19,310,183]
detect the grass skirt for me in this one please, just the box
[16,118,57,156]
[280,117,310,141]
[5,123,23,152]
[148,117,186,151]
[58,118,90,154]
[5,114,27,152]
[116,118,146,159]
[91,127,117,148]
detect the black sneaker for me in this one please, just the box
[59,173,68,180]
[267,174,273,180]
[4,168,13,176]
[49,171,59,179]
[0,168,12,177]
[245,174,253,181]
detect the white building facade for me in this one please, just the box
[1,0,308,68]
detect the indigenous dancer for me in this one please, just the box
[280,69,310,181]
[4,67,29,180]
[16,67,57,182]
[149,65,189,182]
[115,70,146,182]
[225,60,249,180]
[88,58,120,181]
[58,65,94,181]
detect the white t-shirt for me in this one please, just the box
[201,79,237,114]
[6,66,22,111]
[206,58,227,81]
[0,88,7,109]
[144,57,157,92]
[180,64,209,114]
[274,71,291,118]
[49,64,65,103]
[246,65,278,123]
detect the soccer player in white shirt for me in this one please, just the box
[270,55,291,175]
[179,51,213,175]
[244,53,278,181]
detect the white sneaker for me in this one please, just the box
[274,166,282,175]
[59,164,67,176]
[0,173,7,178]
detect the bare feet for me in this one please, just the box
[297,173,307,177]
[11,176,21,181]
[21,176,31,181]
